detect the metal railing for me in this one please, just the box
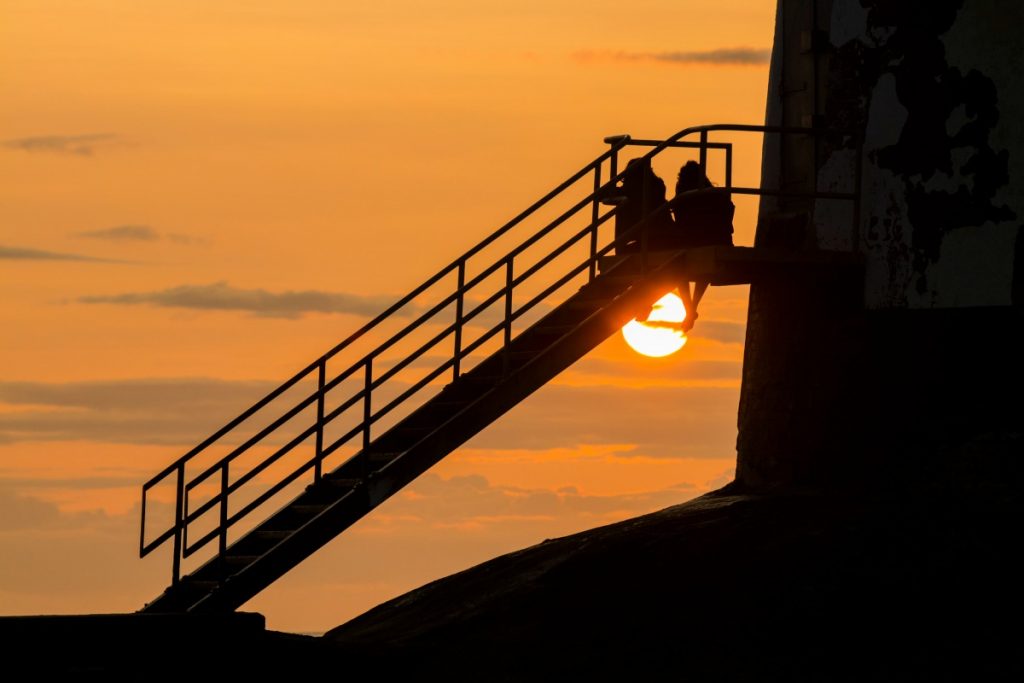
[139,124,861,584]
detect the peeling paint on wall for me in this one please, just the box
[818,0,1023,309]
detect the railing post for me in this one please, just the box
[699,130,708,177]
[453,261,465,380]
[725,143,733,190]
[362,359,372,449]
[219,463,229,555]
[503,257,513,374]
[314,359,326,482]
[172,463,184,584]
[589,164,601,281]
[139,486,148,558]
[640,166,650,273]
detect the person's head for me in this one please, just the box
[624,157,650,183]
[624,158,665,195]
[676,160,713,194]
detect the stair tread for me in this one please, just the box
[320,476,363,487]
[366,451,402,461]
[290,504,327,513]
[252,530,293,539]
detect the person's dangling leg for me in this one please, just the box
[678,282,697,331]
[683,281,708,332]
[692,281,709,308]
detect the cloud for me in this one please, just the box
[75,225,204,245]
[369,472,701,528]
[0,245,118,263]
[0,378,280,445]
[0,377,739,460]
[574,48,771,66]
[569,357,742,383]
[466,383,738,458]
[78,282,407,319]
[76,225,159,241]
[694,320,746,345]
[2,133,119,156]
[0,487,64,532]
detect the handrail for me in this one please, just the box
[140,123,862,585]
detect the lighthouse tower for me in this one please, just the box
[738,0,1024,492]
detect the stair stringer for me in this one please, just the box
[146,253,688,613]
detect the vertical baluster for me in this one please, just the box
[699,130,708,176]
[453,261,465,380]
[315,359,326,482]
[640,162,650,272]
[219,463,229,555]
[172,463,184,584]
[725,143,733,190]
[139,486,148,558]
[363,359,372,449]
[589,164,601,281]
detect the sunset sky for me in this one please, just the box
[1,0,774,632]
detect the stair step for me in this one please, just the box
[252,530,293,541]
[366,451,402,464]
[290,504,327,515]
[565,297,605,309]
[534,323,578,334]
[221,554,260,566]
[319,476,363,489]
[394,425,432,435]
[181,579,220,590]
[457,374,503,387]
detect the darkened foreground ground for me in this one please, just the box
[322,479,1023,681]
[5,446,1021,681]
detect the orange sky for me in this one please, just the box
[1,0,775,632]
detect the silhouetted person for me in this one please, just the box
[670,160,735,331]
[611,158,674,253]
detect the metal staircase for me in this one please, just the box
[138,124,861,613]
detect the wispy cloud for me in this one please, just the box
[0,245,117,263]
[0,378,279,445]
[75,224,203,244]
[78,282,405,319]
[466,383,738,457]
[574,48,771,66]
[570,358,742,382]
[2,133,120,156]
[0,378,738,459]
[76,225,159,241]
[693,320,746,345]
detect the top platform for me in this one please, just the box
[598,246,864,286]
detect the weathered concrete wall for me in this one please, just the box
[825,0,1024,308]
[737,0,1024,492]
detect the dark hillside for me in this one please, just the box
[323,442,1023,680]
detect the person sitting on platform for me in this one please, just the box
[610,158,675,254]
[669,160,735,331]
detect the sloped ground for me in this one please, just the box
[322,476,1023,681]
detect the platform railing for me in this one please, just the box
[140,124,861,585]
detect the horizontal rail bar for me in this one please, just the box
[142,123,861,568]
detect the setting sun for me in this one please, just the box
[622,292,688,357]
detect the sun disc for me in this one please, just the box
[622,292,688,358]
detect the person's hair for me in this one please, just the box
[622,157,666,199]
[676,160,713,194]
